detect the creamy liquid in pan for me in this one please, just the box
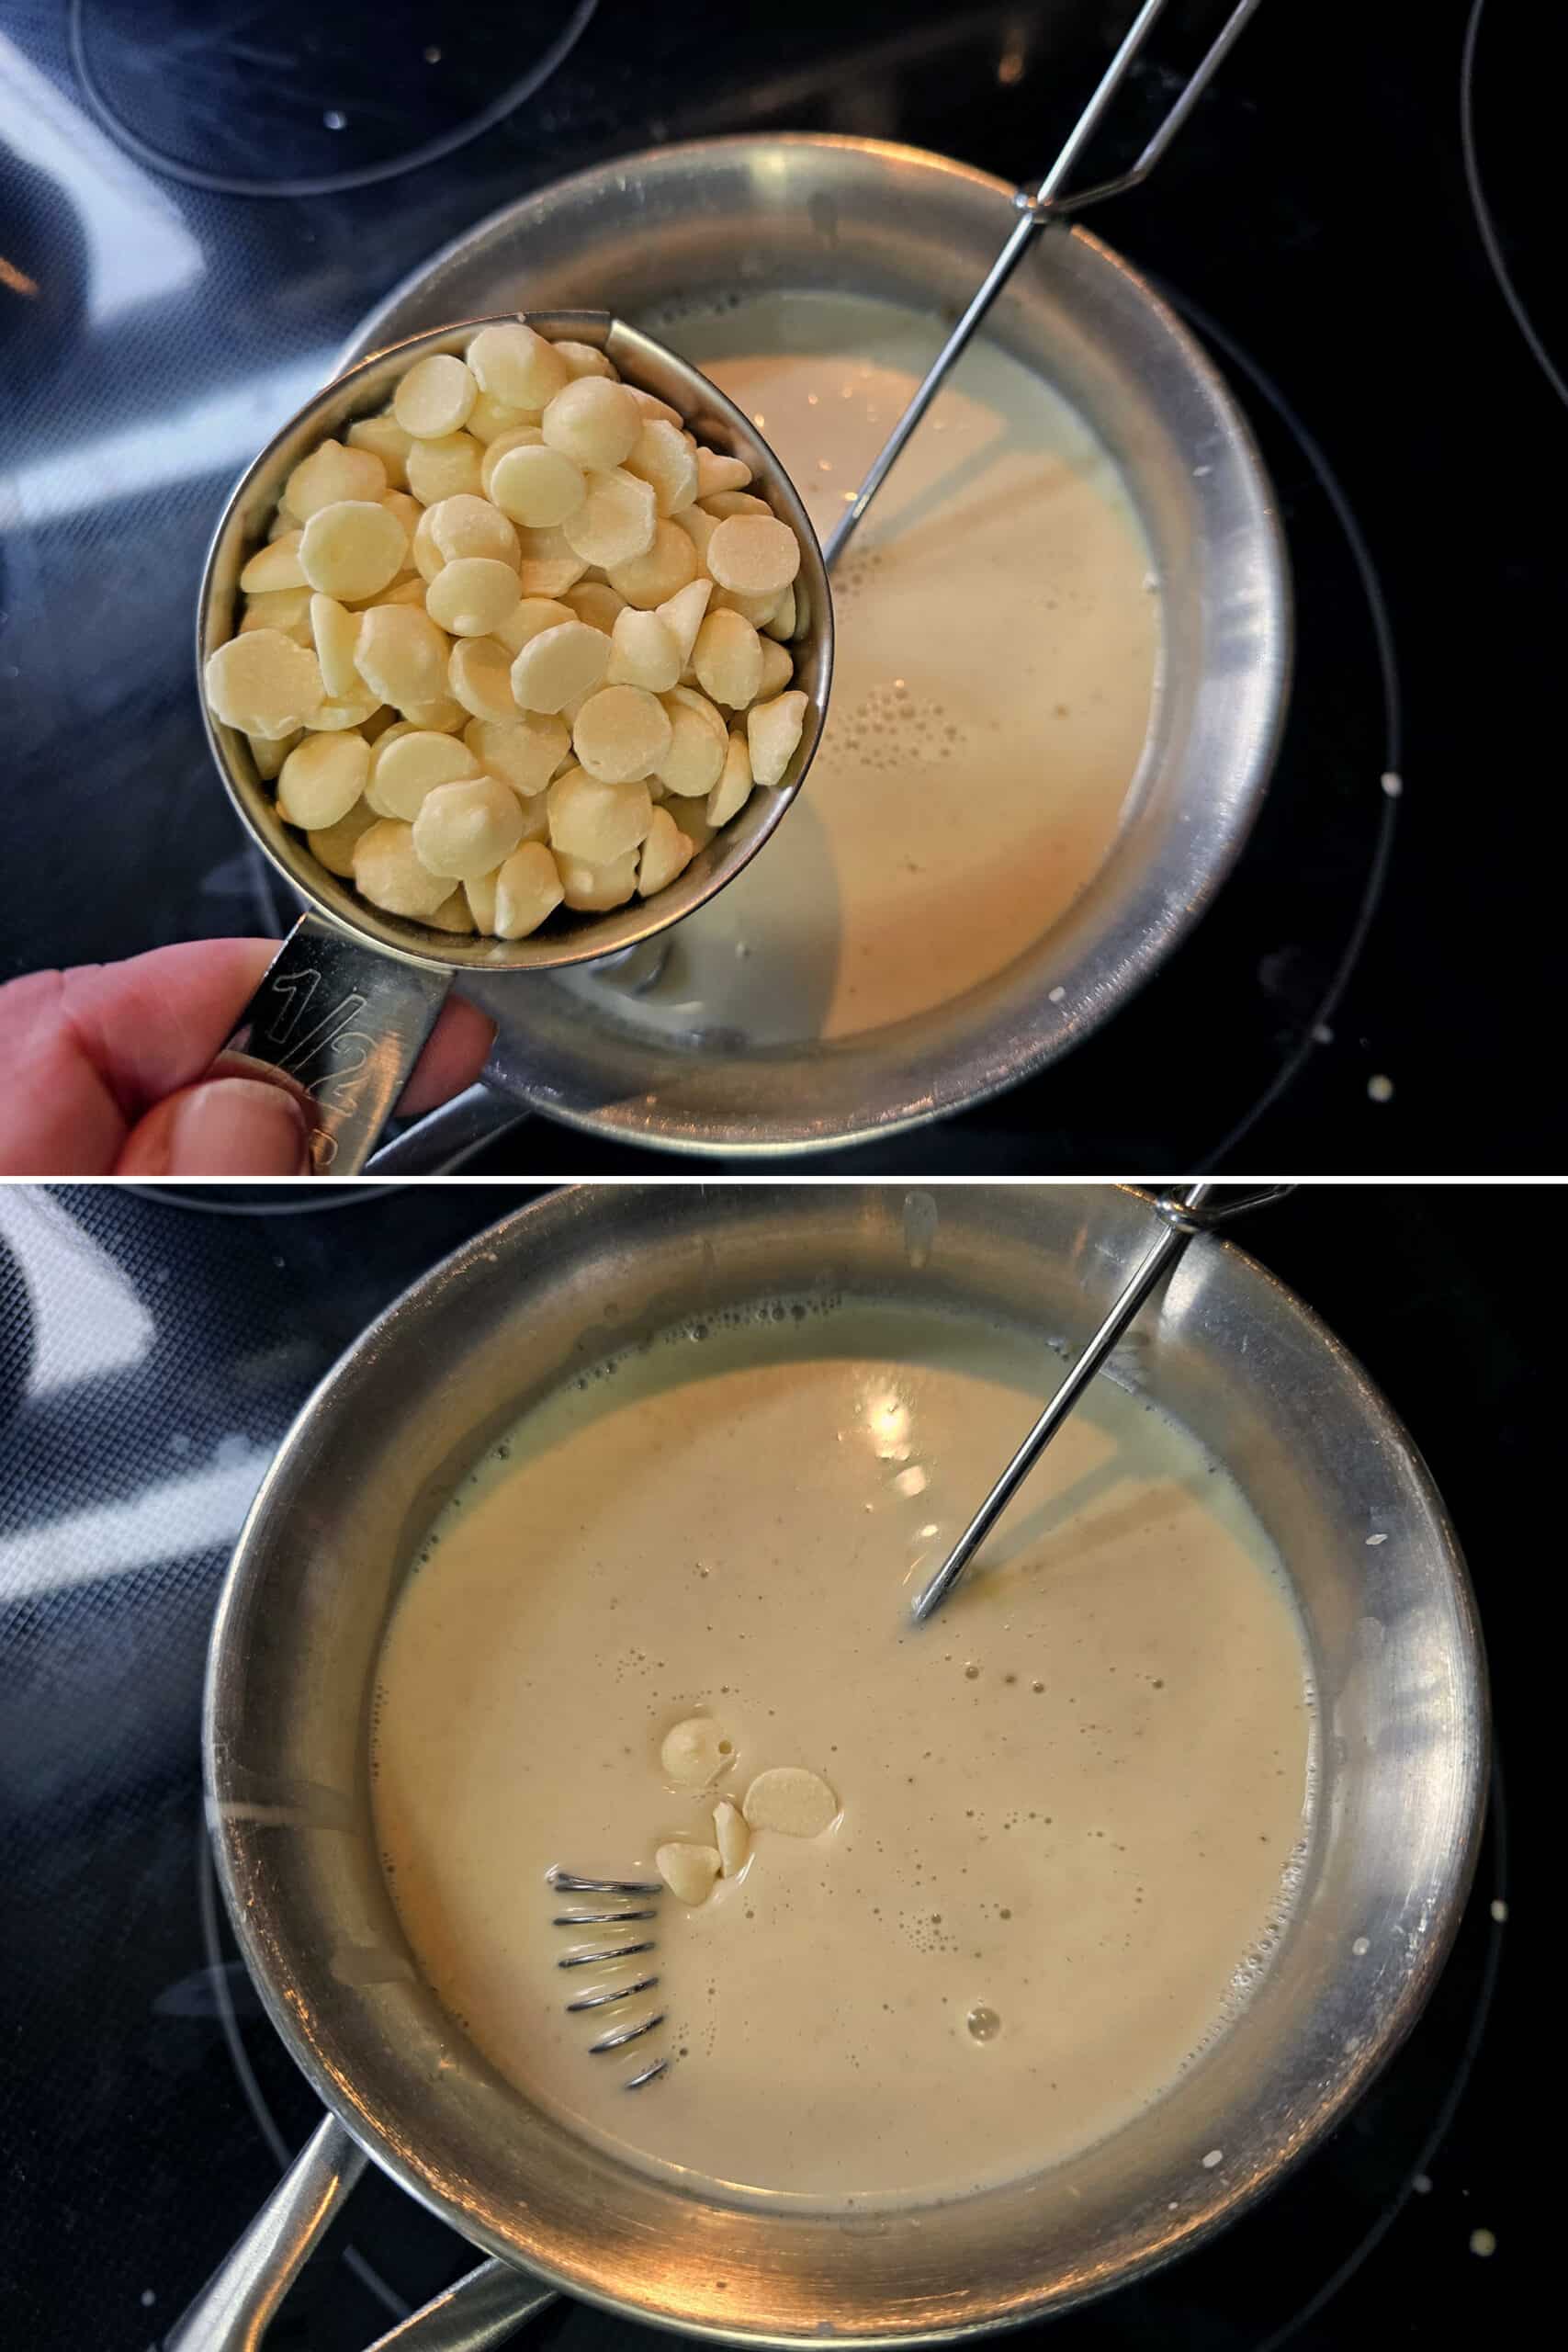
[563,291,1159,1046]
[372,1304,1312,2205]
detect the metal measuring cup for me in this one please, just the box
[196,311,834,1172]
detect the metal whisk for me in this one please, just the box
[827,0,1267,569]
[910,1182,1295,1625]
[548,1867,670,2087]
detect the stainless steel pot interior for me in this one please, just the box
[197,310,832,977]
[207,1184,1484,2344]
[340,137,1292,1154]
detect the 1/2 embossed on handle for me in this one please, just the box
[226,914,452,1173]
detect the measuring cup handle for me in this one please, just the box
[165,2111,556,2352]
[225,914,451,1176]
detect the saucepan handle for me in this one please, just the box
[225,915,452,1176]
[166,2112,557,2352]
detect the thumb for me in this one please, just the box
[117,1075,311,1177]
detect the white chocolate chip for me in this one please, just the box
[626,386,683,429]
[205,630,323,737]
[510,619,611,715]
[571,684,671,785]
[347,413,412,488]
[392,352,478,440]
[276,729,369,829]
[746,689,808,787]
[299,500,408,601]
[656,687,728,798]
[606,518,698,610]
[542,377,642,472]
[309,800,378,876]
[693,610,763,709]
[371,574,427,612]
[756,638,795,700]
[412,774,525,880]
[660,1716,733,1788]
[552,339,617,381]
[655,1842,721,1908]
[606,607,682,694]
[564,581,627,633]
[705,513,800,598]
[464,388,533,446]
[657,577,714,666]
[239,533,307,594]
[468,322,569,410]
[489,443,587,528]
[556,846,638,910]
[426,889,474,933]
[623,419,700,516]
[355,604,450,709]
[695,448,753,499]
[247,729,299,781]
[309,595,363,699]
[400,694,468,733]
[425,557,522,639]
[672,504,719,569]
[367,729,479,820]
[479,423,545,498]
[462,711,569,797]
[707,729,753,827]
[762,584,796,644]
[310,690,381,732]
[547,763,655,863]
[711,583,783,629]
[285,437,387,518]
[562,469,658,569]
[352,818,459,920]
[447,636,520,723]
[424,493,520,568]
[405,432,484,505]
[491,595,576,657]
[702,490,773,521]
[637,805,696,897]
[713,1800,750,1878]
[412,506,446,583]
[491,839,565,937]
[241,588,313,645]
[514,524,589,599]
[742,1767,838,1838]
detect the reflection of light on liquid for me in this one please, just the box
[893,1465,928,1498]
[866,1391,910,1459]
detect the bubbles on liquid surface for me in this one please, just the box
[966,2004,1002,2042]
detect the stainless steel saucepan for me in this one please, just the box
[175,1184,1483,2350]
[336,135,1292,1168]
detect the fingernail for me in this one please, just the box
[165,1078,311,1176]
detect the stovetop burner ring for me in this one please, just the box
[67,0,598,200]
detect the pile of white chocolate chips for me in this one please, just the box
[202,323,809,939]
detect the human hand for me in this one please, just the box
[0,941,495,1176]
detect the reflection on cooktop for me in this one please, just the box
[69,0,599,197]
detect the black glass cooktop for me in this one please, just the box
[0,0,1560,1174]
[0,1182,1517,2345]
